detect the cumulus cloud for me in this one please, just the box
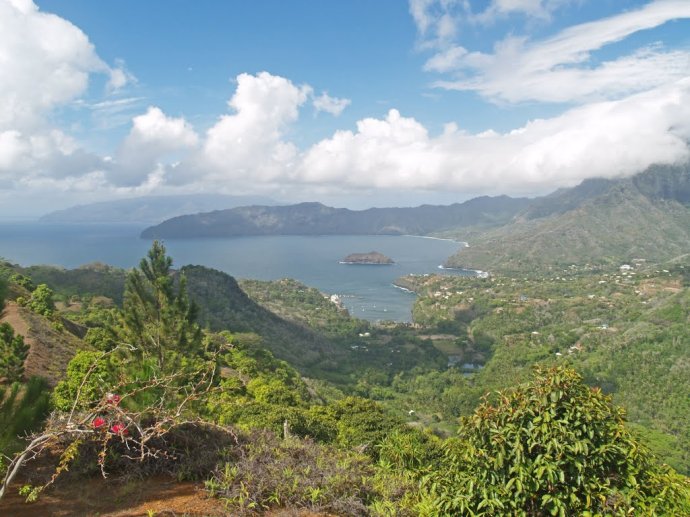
[190,72,311,186]
[0,0,129,130]
[0,128,104,184]
[109,107,199,186]
[97,72,690,199]
[107,59,136,92]
[422,0,690,104]
[2,0,689,212]
[297,79,690,194]
[312,92,351,116]
[0,0,134,187]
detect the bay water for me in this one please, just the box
[0,222,471,322]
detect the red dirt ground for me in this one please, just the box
[1,476,336,516]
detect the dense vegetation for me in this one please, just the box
[380,264,690,474]
[0,243,689,515]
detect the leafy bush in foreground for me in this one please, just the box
[419,366,690,516]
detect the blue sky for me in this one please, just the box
[1,0,689,216]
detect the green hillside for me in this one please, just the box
[388,263,690,473]
[445,164,690,272]
[1,243,688,515]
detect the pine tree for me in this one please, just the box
[116,241,202,372]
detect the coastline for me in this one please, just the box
[403,234,469,246]
[339,261,394,265]
[437,264,490,278]
[392,283,416,294]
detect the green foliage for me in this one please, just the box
[377,428,443,475]
[115,241,203,372]
[240,278,369,338]
[22,262,126,304]
[0,322,29,382]
[419,366,690,516]
[52,350,114,411]
[26,283,56,317]
[206,431,412,515]
[0,377,51,461]
[9,273,34,292]
[0,277,6,309]
[83,326,115,351]
[390,266,690,472]
[207,336,316,435]
[328,396,403,455]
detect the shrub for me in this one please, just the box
[418,366,690,516]
[52,351,115,411]
[26,284,56,317]
[329,397,403,457]
[206,430,381,515]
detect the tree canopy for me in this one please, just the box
[419,366,690,516]
[115,240,202,372]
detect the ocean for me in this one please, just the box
[0,222,472,322]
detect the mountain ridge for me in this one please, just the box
[40,194,278,224]
[445,163,690,272]
[140,195,532,238]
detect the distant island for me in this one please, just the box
[340,251,394,265]
[41,194,277,224]
[139,197,531,239]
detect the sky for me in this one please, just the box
[1,0,689,217]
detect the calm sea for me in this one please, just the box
[0,222,472,322]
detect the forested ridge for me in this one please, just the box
[0,244,689,515]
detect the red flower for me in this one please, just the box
[92,417,106,429]
[106,393,121,405]
[110,423,128,436]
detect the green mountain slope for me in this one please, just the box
[140,196,531,239]
[446,164,690,272]
[180,265,351,373]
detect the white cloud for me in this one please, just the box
[193,72,311,186]
[129,107,198,148]
[409,0,463,50]
[0,0,125,130]
[110,107,199,186]
[106,59,136,92]
[296,79,690,194]
[312,92,351,116]
[472,0,575,23]
[423,45,468,72]
[409,0,571,49]
[424,0,690,104]
[2,0,689,212]
[93,72,690,200]
[0,0,134,187]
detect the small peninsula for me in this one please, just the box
[340,251,394,265]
